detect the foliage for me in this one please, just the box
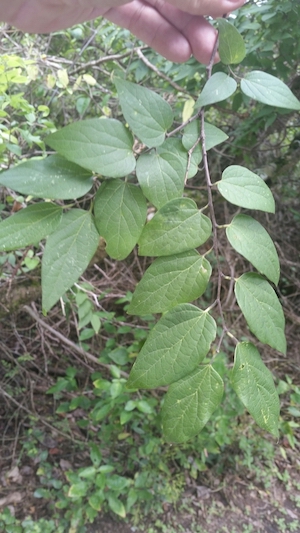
[1,4,299,446]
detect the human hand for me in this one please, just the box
[3,0,245,63]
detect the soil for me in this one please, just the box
[1,199,300,533]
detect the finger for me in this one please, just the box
[105,2,193,62]
[105,1,219,63]
[151,2,219,64]
[148,0,245,17]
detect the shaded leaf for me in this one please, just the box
[196,73,237,107]
[0,155,93,199]
[235,273,286,354]
[226,215,280,284]
[136,139,186,208]
[42,209,99,311]
[0,203,62,251]
[115,78,173,147]
[46,118,136,177]
[241,71,300,110]
[218,165,275,213]
[218,18,246,65]
[128,250,211,315]
[231,342,280,437]
[182,121,228,154]
[138,198,212,256]
[94,179,147,260]
[127,304,216,388]
[162,366,224,443]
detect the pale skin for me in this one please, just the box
[1,0,245,64]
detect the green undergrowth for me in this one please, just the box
[1,292,299,533]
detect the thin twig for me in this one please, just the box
[23,305,129,379]
[136,49,190,94]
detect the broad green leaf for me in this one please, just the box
[46,118,136,177]
[226,215,280,285]
[115,78,173,147]
[127,304,216,389]
[182,121,228,153]
[88,491,104,511]
[231,342,280,437]
[162,366,224,443]
[108,495,126,518]
[68,481,88,498]
[0,155,93,199]
[128,251,211,315]
[42,209,99,312]
[218,18,246,65]
[0,203,62,251]
[138,198,212,256]
[196,73,237,108]
[218,165,275,213]
[159,137,199,179]
[235,273,286,354]
[94,179,147,260]
[136,139,187,208]
[241,71,300,110]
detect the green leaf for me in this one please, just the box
[46,118,136,177]
[218,19,246,65]
[138,198,212,256]
[231,342,280,437]
[115,78,173,147]
[241,71,300,110]
[88,490,104,511]
[218,165,275,213]
[94,179,147,260]
[0,203,62,251]
[42,209,99,311]
[127,304,216,389]
[136,138,187,208]
[128,251,211,315]
[106,475,130,491]
[235,273,286,354]
[0,155,93,199]
[162,366,224,443]
[68,481,88,498]
[226,215,280,285]
[196,73,237,107]
[182,121,228,153]
[108,495,126,518]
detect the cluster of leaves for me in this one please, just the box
[1,15,299,444]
